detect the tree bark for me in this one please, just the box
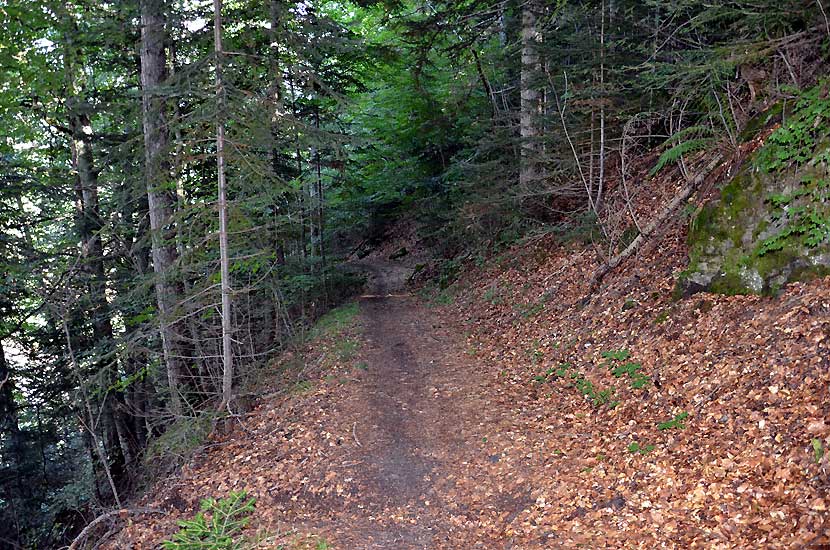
[0,339,22,460]
[140,0,184,415]
[520,0,544,187]
[214,0,234,410]
[61,20,131,486]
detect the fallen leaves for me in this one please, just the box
[104,193,829,549]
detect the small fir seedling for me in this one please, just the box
[163,491,255,550]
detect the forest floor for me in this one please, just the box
[109,260,533,549]
[108,229,829,549]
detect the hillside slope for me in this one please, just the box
[99,211,830,549]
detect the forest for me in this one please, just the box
[1,0,829,548]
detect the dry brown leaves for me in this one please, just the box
[107,172,828,549]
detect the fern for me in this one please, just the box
[665,125,715,144]
[650,126,714,176]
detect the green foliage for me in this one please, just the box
[163,491,256,550]
[432,291,455,306]
[757,174,830,256]
[335,338,360,362]
[750,83,830,256]
[756,83,830,172]
[482,285,503,305]
[812,438,826,464]
[532,362,614,407]
[515,300,546,319]
[603,351,651,389]
[146,415,214,465]
[657,412,689,431]
[627,442,655,455]
[437,258,464,289]
[290,380,315,395]
[650,126,714,176]
[601,349,631,362]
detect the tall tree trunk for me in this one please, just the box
[62,24,130,486]
[140,0,184,415]
[520,0,544,187]
[0,339,23,462]
[596,0,607,211]
[214,0,234,410]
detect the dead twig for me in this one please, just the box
[352,422,362,447]
[583,153,725,300]
[68,508,163,550]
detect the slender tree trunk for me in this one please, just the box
[0,339,23,462]
[62,316,122,507]
[596,0,607,211]
[214,0,234,410]
[140,0,184,415]
[520,0,544,187]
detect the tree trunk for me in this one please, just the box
[520,0,544,187]
[140,0,184,415]
[214,0,234,410]
[596,0,607,211]
[61,21,131,486]
[0,339,23,461]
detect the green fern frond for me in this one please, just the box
[664,125,714,144]
[650,137,713,176]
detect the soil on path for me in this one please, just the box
[110,261,529,549]
[322,261,526,549]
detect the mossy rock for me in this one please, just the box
[678,163,830,297]
[678,86,830,297]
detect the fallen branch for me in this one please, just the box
[583,153,724,300]
[352,422,362,447]
[68,508,162,550]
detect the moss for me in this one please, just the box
[753,246,800,280]
[708,269,751,295]
[681,96,830,297]
[688,204,723,247]
[739,101,785,142]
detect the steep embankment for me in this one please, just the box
[445,232,829,548]
[106,224,828,547]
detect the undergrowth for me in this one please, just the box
[164,491,256,549]
[754,82,830,255]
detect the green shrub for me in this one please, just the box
[163,491,256,550]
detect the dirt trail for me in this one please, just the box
[318,261,514,549]
[108,260,527,549]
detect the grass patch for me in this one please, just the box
[335,338,360,361]
[290,380,315,395]
[309,302,359,338]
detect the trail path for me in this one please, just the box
[111,261,534,549]
[310,261,527,549]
